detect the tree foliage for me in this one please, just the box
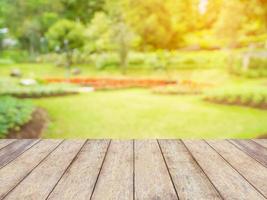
[46,19,85,51]
[1,0,267,53]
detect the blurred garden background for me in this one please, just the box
[1,0,267,138]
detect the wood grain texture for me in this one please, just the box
[253,139,267,148]
[0,140,16,150]
[91,140,133,200]
[0,139,39,169]
[0,139,62,199]
[135,140,178,200]
[230,139,267,168]
[159,140,221,200]
[0,139,266,200]
[47,140,110,200]
[183,140,265,200]
[4,140,85,200]
[207,140,267,198]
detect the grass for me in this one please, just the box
[1,62,267,138]
[33,89,267,138]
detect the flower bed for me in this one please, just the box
[0,96,35,138]
[204,86,267,109]
[152,80,213,95]
[45,78,177,90]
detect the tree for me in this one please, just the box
[2,0,105,56]
[123,0,199,50]
[105,0,137,73]
[1,0,63,55]
[84,12,113,53]
[214,0,267,48]
[46,19,85,77]
[112,20,134,73]
[258,0,267,22]
[214,0,245,47]
[60,0,105,23]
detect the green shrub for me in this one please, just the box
[249,57,267,69]
[230,53,267,78]
[251,94,265,106]
[0,50,30,63]
[205,86,267,109]
[93,53,119,69]
[153,81,212,95]
[153,84,202,95]
[0,96,34,138]
[36,50,229,71]
[0,79,78,98]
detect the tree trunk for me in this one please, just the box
[65,51,73,80]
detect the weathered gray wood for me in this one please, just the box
[159,140,222,200]
[0,139,62,199]
[230,139,267,168]
[183,140,265,200]
[207,140,267,198]
[0,139,266,200]
[135,140,178,200]
[253,139,267,148]
[0,140,16,150]
[47,140,109,200]
[4,140,85,200]
[0,139,39,168]
[91,140,133,200]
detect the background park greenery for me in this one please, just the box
[0,0,267,138]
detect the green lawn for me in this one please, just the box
[2,63,267,138]
[33,89,267,138]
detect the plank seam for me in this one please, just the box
[1,140,64,200]
[250,139,267,151]
[0,139,41,170]
[157,140,179,200]
[45,140,88,200]
[252,140,267,150]
[89,139,112,200]
[181,140,224,200]
[0,140,17,151]
[228,139,267,169]
[205,140,267,199]
[133,140,135,200]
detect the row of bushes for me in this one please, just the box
[229,52,267,78]
[205,86,267,109]
[152,80,213,95]
[36,50,229,70]
[0,96,34,138]
[0,50,30,64]
[0,79,79,98]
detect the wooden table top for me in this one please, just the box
[0,139,266,200]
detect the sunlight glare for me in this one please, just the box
[199,0,208,14]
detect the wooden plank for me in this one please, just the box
[230,140,267,168]
[47,140,110,200]
[0,139,62,199]
[159,140,221,200]
[253,139,267,148]
[0,140,16,150]
[91,140,133,200]
[135,140,178,200]
[0,139,39,168]
[183,140,265,200]
[207,140,267,198]
[4,140,85,200]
